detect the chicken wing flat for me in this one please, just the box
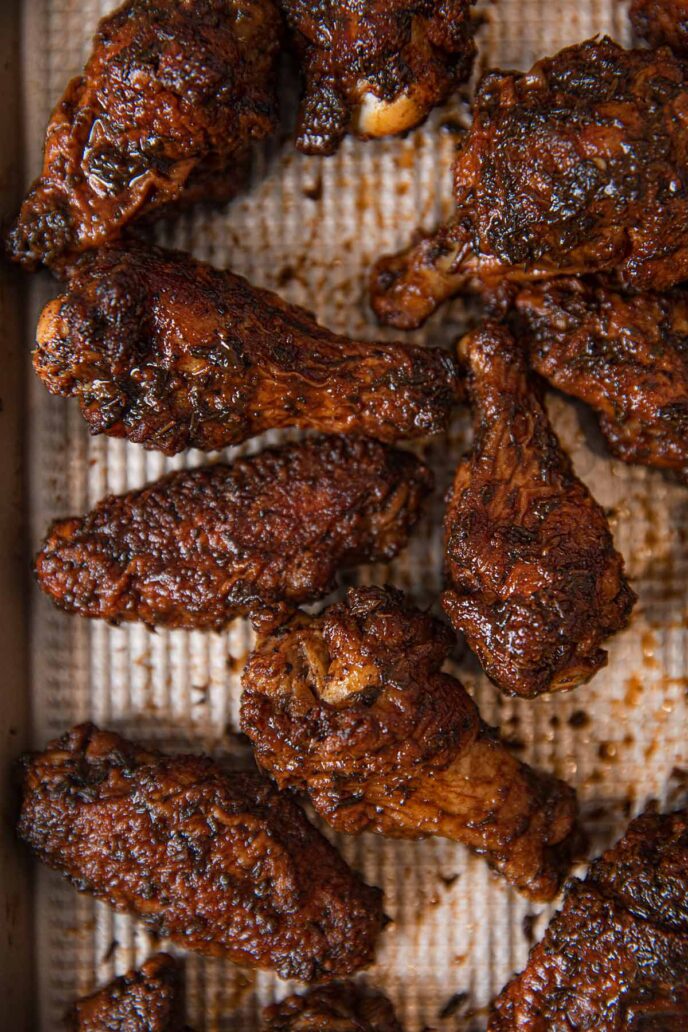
[8,0,281,270]
[488,808,688,1031]
[442,323,635,698]
[34,243,461,454]
[18,724,385,982]
[279,0,476,155]
[35,435,432,631]
[371,37,688,328]
[631,0,688,57]
[66,954,186,1032]
[241,585,582,902]
[263,982,403,1031]
[513,278,688,482]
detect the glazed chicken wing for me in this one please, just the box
[35,435,432,631]
[241,585,582,902]
[263,982,403,1031]
[631,0,688,57]
[18,724,385,982]
[442,323,635,698]
[513,278,688,482]
[371,38,688,328]
[279,0,476,155]
[8,0,281,270]
[66,954,186,1032]
[34,243,461,455]
[488,809,688,1031]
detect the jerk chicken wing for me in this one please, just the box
[66,954,186,1032]
[488,808,688,1031]
[18,724,386,982]
[35,435,432,631]
[8,0,282,270]
[34,243,461,454]
[279,0,476,155]
[241,585,582,902]
[630,0,688,57]
[512,278,688,482]
[263,982,403,1031]
[370,38,688,328]
[442,323,635,698]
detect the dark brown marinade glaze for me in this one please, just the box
[65,953,187,1032]
[631,0,688,57]
[18,724,386,983]
[33,243,462,455]
[35,435,433,631]
[263,981,403,1031]
[241,585,582,902]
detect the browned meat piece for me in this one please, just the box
[263,982,403,1031]
[18,724,386,982]
[34,243,461,455]
[442,323,635,698]
[488,808,688,1031]
[279,0,476,155]
[35,435,432,632]
[631,0,688,56]
[241,585,582,902]
[7,0,281,270]
[65,954,186,1032]
[370,38,688,328]
[512,278,688,482]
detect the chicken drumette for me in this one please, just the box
[36,435,432,631]
[512,278,688,482]
[241,585,582,902]
[489,808,688,1031]
[442,323,635,698]
[18,724,385,982]
[279,0,476,155]
[263,982,403,1032]
[631,0,688,57]
[34,243,461,454]
[370,37,688,329]
[8,0,282,270]
[66,954,186,1032]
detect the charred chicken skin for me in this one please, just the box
[34,243,461,455]
[631,0,688,57]
[279,0,476,155]
[371,37,688,329]
[488,808,688,1031]
[66,954,186,1032]
[442,323,635,698]
[263,982,403,1031]
[18,724,385,982]
[513,278,688,482]
[241,585,582,902]
[35,435,432,631]
[8,0,282,270]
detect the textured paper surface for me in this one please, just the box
[22,1,688,1028]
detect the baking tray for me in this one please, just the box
[3,0,687,1028]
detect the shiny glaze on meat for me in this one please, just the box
[263,981,403,1031]
[66,954,186,1031]
[631,0,688,56]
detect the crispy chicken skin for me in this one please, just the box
[263,982,403,1031]
[442,323,635,698]
[34,243,461,455]
[241,585,582,902]
[8,0,281,270]
[279,0,476,155]
[631,0,688,57]
[35,435,432,631]
[512,278,688,482]
[18,724,385,982]
[371,38,688,328]
[66,954,186,1032]
[488,809,688,1031]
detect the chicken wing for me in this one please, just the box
[370,38,688,328]
[8,0,282,270]
[263,982,402,1031]
[631,0,688,57]
[442,323,635,698]
[66,954,186,1032]
[35,435,432,631]
[512,278,688,482]
[279,0,476,155]
[241,585,582,902]
[34,243,461,454]
[18,724,386,982]
[488,808,688,1031]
